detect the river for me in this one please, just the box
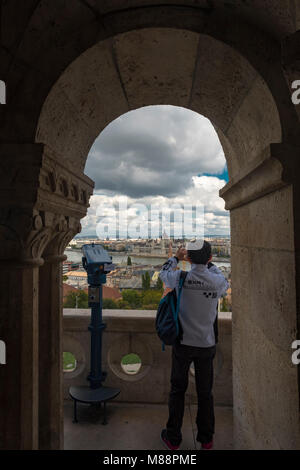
[65,249,231,270]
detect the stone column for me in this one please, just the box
[38,253,66,450]
[281,40,300,418]
[0,143,49,449]
[38,222,79,450]
[0,143,93,449]
[0,205,51,450]
[0,260,41,449]
[35,148,93,449]
[220,144,300,450]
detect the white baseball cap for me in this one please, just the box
[186,238,205,251]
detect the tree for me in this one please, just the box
[220,296,229,312]
[141,289,162,309]
[102,298,118,309]
[121,289,142,308]
[142,271,151,290]
[63,290,89,308]
[127,256,132,266]
[117,299,131,309]
[156,276,163,290]
[113,288,164,310]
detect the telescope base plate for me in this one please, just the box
[69,385,121,424]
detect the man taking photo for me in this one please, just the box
[159,239,229,450]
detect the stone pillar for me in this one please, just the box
[281,40,300,417]
[38,253,66,450]
[38,219,79,450]
[0,205,51,450]
[0,143,49,449]
[0,143,93,449]
[220,145,300,449]
[0,260,41,449]
[34,147,93,449]
[35,146,93,449]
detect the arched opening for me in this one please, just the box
[82,105,229,242]
[60,104,233,450]
[36,29,282,175]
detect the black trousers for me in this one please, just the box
[166,339,216,446]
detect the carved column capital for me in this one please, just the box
[0,143,94,264]
[42,214,82,259]
[219,143,300,210]
[0,209,51,265]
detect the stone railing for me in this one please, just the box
[63,309,232,406]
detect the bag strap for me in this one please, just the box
[179,270,188,288]
[174,271,188,334]
[161,271,188,352]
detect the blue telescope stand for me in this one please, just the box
[69,244,120,424]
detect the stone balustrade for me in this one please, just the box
[63,309,232,406]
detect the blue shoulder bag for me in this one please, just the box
[155,271,188,351]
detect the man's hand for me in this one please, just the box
[175,246,187,261]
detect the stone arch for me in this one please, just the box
[35,28,282,182]
[32,20,299,452]
[32,24,300,452]
[2,4,297,149]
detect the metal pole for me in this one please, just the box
[87,281,107,389]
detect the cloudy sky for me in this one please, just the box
[82,105,229,238]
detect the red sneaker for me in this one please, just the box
[160,429,180,450]
[201,441,213,450]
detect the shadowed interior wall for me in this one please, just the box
[1,2,300,450]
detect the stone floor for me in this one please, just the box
[64,401,233,450]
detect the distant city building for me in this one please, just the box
[119,276,143,290]
[63,260,80,274]
[65,271,88,288]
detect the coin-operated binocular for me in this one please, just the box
[82,243,115,286]
[81,244,115,389]
[69,243,120,424]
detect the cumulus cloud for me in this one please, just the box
[85,105,226,198]
[81,175,229,237]
[82,106,229,236]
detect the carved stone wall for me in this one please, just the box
[0,143,94,262]
[0,142,93,449]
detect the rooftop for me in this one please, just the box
[66,271,87,277]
